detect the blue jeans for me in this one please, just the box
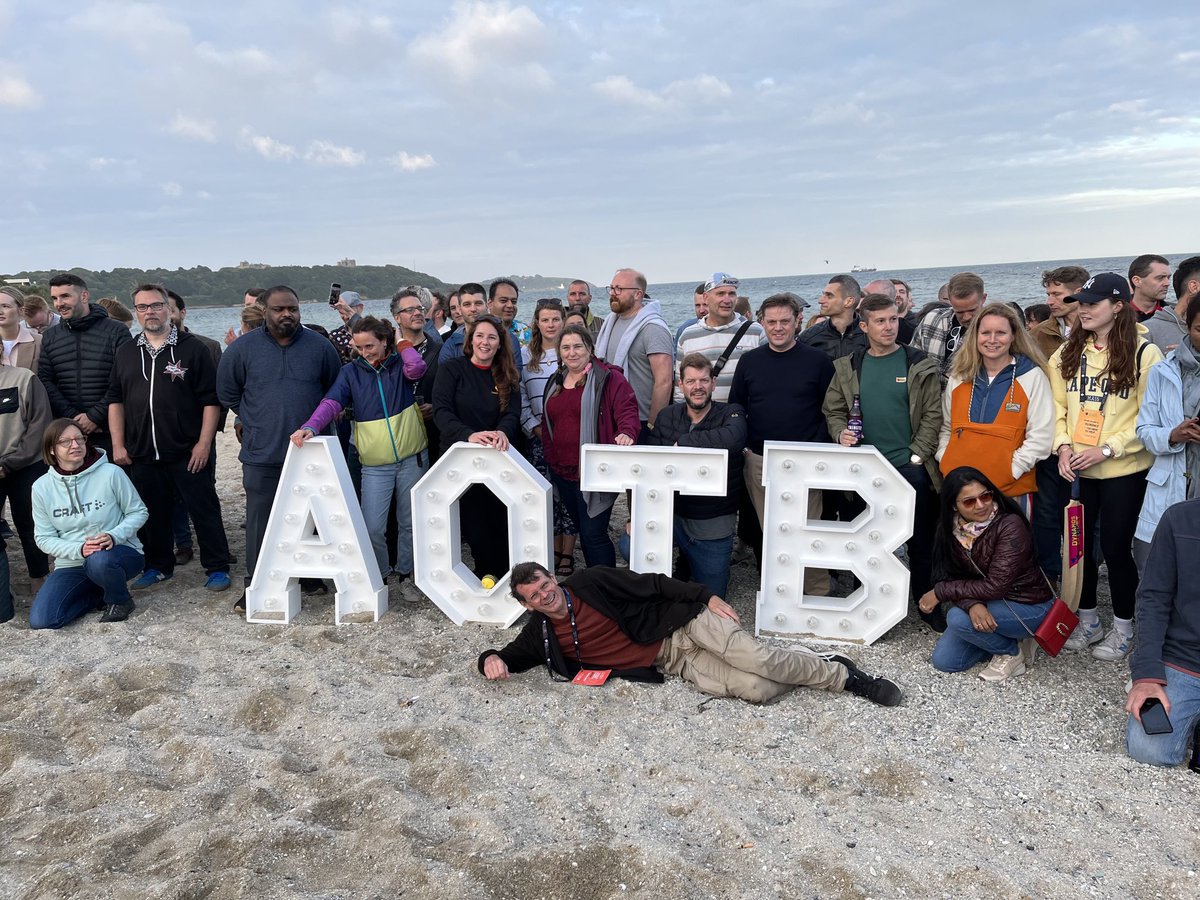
[673,520,734,599]
[931,598,1055,672]
[1126,666,1200,767]
[29,545,144,630]
[552,473,615,567]
[361,452,425,578]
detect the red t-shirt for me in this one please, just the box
[551,594,662,670]
[544,384,584,481]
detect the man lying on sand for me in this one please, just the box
[478,562,902,706]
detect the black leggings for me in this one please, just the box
[1078,471,1147,619]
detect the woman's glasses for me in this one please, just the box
[958,490,994,509]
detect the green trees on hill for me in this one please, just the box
[4,264,454,307]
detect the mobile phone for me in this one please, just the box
[1140,697,1173,735]
[327,283,342,306]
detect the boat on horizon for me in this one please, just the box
[851,264,876,273]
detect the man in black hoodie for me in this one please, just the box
[39,273,132,457]
[108,284,232,592]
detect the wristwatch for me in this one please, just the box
[1101,444,1113,458]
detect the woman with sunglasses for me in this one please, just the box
[541,324,639,567]
[432,315,521,578]
[520,301,579,575]
[937,302,1053,516]
[918,466,1055,682]
[1049,274,1162,660]
[27,419,148,627]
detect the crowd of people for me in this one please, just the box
[2,255,1199,769]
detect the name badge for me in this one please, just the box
[1073,408,1105,446]
[572,669,612,686]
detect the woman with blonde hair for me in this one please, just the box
[937,302,1053,515]
[0,287,41,370]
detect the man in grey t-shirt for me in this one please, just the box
[594,268,674,439]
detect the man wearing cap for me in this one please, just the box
[911,272,986,383]
[594,268,674,438]
[800,275,867,360]
[329,291,366,364]
[674,273,765,404]
[566,280,601,335]
[1030,265,1089,582]
[1128,254,1171,323]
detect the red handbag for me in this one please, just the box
[1027,598,1079,657]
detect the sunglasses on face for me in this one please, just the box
[958,490,994,509]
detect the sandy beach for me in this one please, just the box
[1,430,1197,899]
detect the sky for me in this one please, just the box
[2,1,1198,283]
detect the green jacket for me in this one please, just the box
[822,345,944,488]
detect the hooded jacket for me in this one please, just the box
[0,365,52,473]
[1143,306,1188,355]
[32,449,147,567]
[937,354,1054,496]
[38,303,133,429]
[107,328,221,463]
[1048,329,1163,479]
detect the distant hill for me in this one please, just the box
[487,275,590,295]
[4,264,455,307]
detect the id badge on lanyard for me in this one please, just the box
[1072,352,1106,447]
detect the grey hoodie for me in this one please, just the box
[1144,305,1188,354]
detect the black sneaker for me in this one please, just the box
[843,665,903,707]
[99,600,135,623]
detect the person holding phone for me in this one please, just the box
[1134,301,1200,571]
[1125,497,1200,767]
[1048,274,1163,660]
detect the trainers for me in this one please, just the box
[1092,628,1134,661]
[1063,619,1103,651]
[99,600,135,622]
[397,578,424,605]
[979,652,1026,682]
[205,572,232,592]
[131,569,172,590]
[843,665,903,707]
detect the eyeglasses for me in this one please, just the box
[608,285,640,294]
[958,490,994,509]
[134,301,166,313]
[56,436,87,447]
[395,306,424,316]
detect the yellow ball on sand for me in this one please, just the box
[481,575,496,590]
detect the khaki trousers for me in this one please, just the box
[655,608,846,703]
[743,451,830,596]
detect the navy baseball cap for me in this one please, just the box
[1068,273,1131,305]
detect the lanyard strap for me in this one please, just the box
[541,587,583,679]
[1078,352,1110,415]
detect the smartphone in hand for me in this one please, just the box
[327,283,342,306]
[1140,697,1173,735]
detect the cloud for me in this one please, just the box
[592,73,733,111]
[69,2,191,54]
[409,1,549,90]
[161,181,183,198]
[168,113,217,142]
[305,140,366,167]
[808,100,877,125]
[88,157,119,171]
[325,8,394,44]
[239,128,296,161]
[195,42,279,74]
[389,151,437,173]
[0,71,39,109]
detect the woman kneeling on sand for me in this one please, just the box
[918,466,1055,682]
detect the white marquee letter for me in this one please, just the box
[580,444,728,575]
[246,437,387,625]
[756,441,914,645]
[411,443,551,627]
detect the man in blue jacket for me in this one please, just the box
[1125,498,1200,767]
[217,286,341,612]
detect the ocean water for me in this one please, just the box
[181,252,1197,345]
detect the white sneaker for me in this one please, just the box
[1063,619,1103,651]
[397,579,425,605]
[1019,638,1038,666]
[1092,628,1134,661]
[979,653,1027,682]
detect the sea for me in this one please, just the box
[180,253,1197,345]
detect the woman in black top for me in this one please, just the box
[433,315,521,578]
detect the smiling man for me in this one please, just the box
[673,272,765,403]
[38,273,132,458]
[479,562,901,705]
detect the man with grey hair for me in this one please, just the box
[799,274,867,360]
[392,285,443,461]
[566,280,601,335]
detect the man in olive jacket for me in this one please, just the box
[822,294,944,630]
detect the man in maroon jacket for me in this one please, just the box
[479,563,902,706]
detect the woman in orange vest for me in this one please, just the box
[937,302,1054,516]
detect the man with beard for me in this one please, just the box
[108,284,233,592]
[644,353,746,598]
[217,285,341,612]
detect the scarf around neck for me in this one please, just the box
[954,504,998,550]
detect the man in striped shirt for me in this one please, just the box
[673,272,765,403]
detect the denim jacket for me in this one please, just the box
[1135,353,1188,544]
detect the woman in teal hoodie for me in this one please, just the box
[29,419,148,628]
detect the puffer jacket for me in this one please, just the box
[933,513,1054,610]
[38,304,133,430]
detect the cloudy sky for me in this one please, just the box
[2,1,1197,282]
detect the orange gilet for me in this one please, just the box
[940,377,1036,496]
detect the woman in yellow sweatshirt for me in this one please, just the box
[1048,274,1163,661]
